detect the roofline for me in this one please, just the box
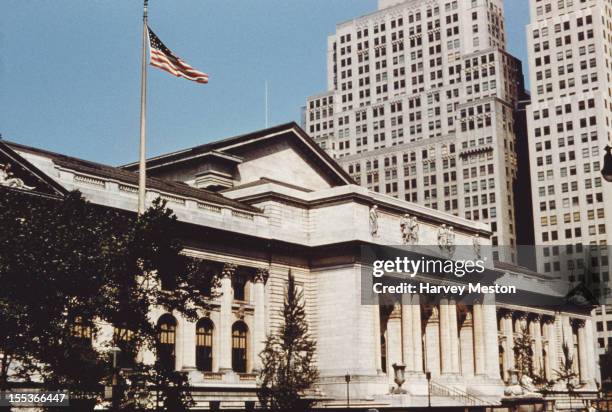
[0,141,69,197]
[120,122,355,186]
[3,140,261,214]
[121,123,299,169]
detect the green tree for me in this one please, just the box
[513,325,534,380]
[513,325,554,393]
[258,271,318,411]
[554,342,583,410]
[0,188,214,410]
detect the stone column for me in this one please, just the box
[401,294,414,371]
[483,294,501,379]
[251,268,268,372]
[439,299,452,374]
[516,313,528,338]
[575,319,589,383]
[531,315,543,376]
[542,320,550,380]
[425,306,440,376]
[178,314,196,371]
[459,311,474,377]
[218,263,235,372]
[502,311,515,378]
[374,301,383,372]
[448,298,460,374]
[387,303,403,385]
[543,317,558,380]
[412,294,424,373]
[585,318,597,383]
[472,302,486,376]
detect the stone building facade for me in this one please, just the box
[0,123,599,409]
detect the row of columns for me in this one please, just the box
[498,310,593,384]
[148,263,268,374]
[383,295,500,382]
[384,299,595,386]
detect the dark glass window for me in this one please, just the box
[71,316,92,345]
[232,322,248,373]
[196,318,214,372]
[233,276,246,301]
[157,314,177,370]
[113,327,136,368]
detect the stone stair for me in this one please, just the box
[428,380,500,407]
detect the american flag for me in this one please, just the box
[147,26,209,84]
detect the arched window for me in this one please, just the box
[157,314,177,370]
[232,321,248,373]
[71,316,92,345]
[113,327,136,368]
[196,318,214,372]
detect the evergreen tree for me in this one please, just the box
[554,342,583,410]
[513,325,554,393]
[513,325,534,380]
[258,271,318,411]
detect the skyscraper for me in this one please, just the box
[525,0,612,357]
[305,0,527,263]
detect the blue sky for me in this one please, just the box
[0,1,530,165]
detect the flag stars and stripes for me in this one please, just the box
[147,26,209,84]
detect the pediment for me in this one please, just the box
[0,141,67,198]
[122,123,354,192]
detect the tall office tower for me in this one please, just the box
[525,0,612,357]
[305,0,526,263]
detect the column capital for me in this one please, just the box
[221,263,237,279]
[254,268,269,283]
[462,310,473,326]
[423,305,439,323]
[572,318,586,329]
[543,315,556,325]
[390,301,402,319]
[516,311,528,321]
[528,313,542,322]
[498,308,513,319]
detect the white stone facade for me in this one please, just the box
[1,123,599,409]
[304,0,524,263]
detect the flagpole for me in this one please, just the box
[138,0,149,215]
